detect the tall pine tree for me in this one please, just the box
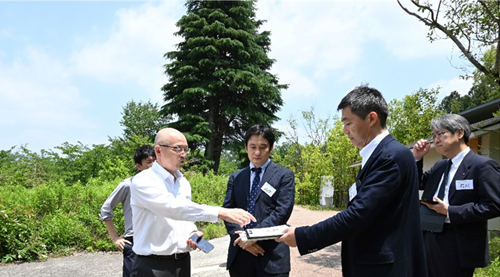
[162,0,287,173]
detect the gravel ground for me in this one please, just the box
[0,206,342,277]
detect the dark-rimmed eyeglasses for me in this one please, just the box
[432,130,449,142]
[159,144,190,154]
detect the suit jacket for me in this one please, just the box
[419,150,500,268]
[223,161,295,274]
[295,134,427,277]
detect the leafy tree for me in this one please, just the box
[324,120,360,207]
[469,46,500,101]
[44,142,117,185]
[440,47,500,113]
[273,109,359,207]
[119,100,171,142]
[398,0,500,86]
[388,88,444,145]
[0,146,54,188]
[439,90,472,114]
[162,0,287,174]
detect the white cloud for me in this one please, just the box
[70,1,184,102]
[428,76,473,99]
[258,1,366,78]
[0,47,93,150]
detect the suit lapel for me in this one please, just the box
[255,161,276,201]
[241,167,252,205]
[357,134,394,181]
[421,160,449,200]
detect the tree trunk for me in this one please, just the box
[204,97,223,174]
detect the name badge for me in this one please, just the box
[349,182,357,202]
[455,180,473,190]
[261,182,276,197]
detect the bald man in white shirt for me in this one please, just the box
[130,128,255,277]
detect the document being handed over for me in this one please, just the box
[239,225,289,242]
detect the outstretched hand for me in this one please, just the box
[219,208,256,227]
[275,227,297,247]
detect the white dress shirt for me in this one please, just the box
[434,147,469,204]
[360,130,390,169]
[434,147,470,223]
[130,161,219,255]
[249,159,270,192]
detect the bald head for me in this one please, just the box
[155,128,186,146]
[154,128,188,175]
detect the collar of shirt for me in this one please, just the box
[249,159,270,187]
[450,147,470,168]
[250,159,271,172]
[360,130,390,169]
[151,161,183,184]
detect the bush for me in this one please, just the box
[0,169,233,262]
[187,170,230,239]
[475,233,500,276]
[0,197,46,262]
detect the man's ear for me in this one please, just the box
[135,163,142,171]
[367,111,379,127]
[456,129,465,140]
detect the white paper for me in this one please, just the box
[240,224,289,241]
[349,182,357,202]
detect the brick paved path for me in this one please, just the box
[288,205,343,277]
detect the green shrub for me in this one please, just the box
[475,234,500,276]
[188,170,228,206]
[0,197,46,262]
[187,170,230,238]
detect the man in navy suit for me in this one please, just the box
[277,85,427,277]
[223,124,295,277]
[413,114,500,277]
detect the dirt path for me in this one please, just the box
[0,205,342,277]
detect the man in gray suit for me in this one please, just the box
[223,124,295,277]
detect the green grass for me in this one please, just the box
[475,233,500,276]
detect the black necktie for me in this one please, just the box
[436,160,452,200]
[246,167,262,228]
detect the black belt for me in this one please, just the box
[443,223,453,230]
[139,252,189,260]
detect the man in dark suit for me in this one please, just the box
[413,113,500,277]
[277,85,427,277]
[223,124,295,277]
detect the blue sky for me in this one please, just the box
[0,0,473,153]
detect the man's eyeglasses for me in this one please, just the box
[159,144,190,154]
[431,130,448,142]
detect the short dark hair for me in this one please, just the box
[337,85,389,128]
[431,114,471,144]
[134,145,155,164]
[244,124,276,148]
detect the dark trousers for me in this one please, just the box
[131,253,190,277]
[424,228,475,277]
[123,237,136,277]
[229,250,289,277]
